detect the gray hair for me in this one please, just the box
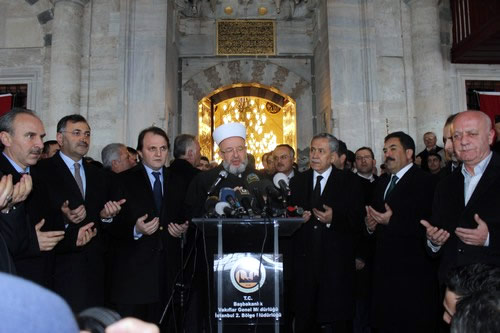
[311,133,339,153]
[173,134,196,159]
[101,143,126,170]
[0,108,38,134]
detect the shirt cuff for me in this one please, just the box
[133,226,143,240]
[366,226,374,235]
[101,217,113,223]
[484,232,490,246]
[427,239,441,253]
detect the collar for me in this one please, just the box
[2,153,30,174]
[392,162,413,180]
[461,152,493,177]
[143,163,163,177]
[357,172,375,182]
[59,151,83,170]
[313,165,332,180]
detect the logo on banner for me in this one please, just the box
[230,256,266,293]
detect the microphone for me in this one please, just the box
[235,188,255,217]
[286,206,304,217]
[215,201,234,217]
[258,179,281,199]
[244,173,265,213]
[273,173,291,197]
[207,170,228,196]
[219,187,245,216]
[204,196,219,217]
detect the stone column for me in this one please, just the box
[48,0,88,135]
[408,0,448,150]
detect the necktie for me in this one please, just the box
[311,175,323,207]
[73,163,84,197]
[152,171,163,213]
[385,175,399,199]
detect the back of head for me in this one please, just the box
[451,290,500,333]
[173,134,195,159]
[446,263,500,298]
[101,143,126,170]
[0,272,79,332]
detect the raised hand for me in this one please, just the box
[100,199,126,219]
[420,219,450,246]
[76,222,97,247]
[35,219,65,251]
[313,204,333,224]
[61,200,86,224]
[455,214,489,246]
[167,221,189,238]
[135,214,159,236]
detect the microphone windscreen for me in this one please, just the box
[215,201,231,216]
[273,172,289,188]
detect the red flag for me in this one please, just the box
[0,94,12,117]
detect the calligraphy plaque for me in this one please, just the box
[217,20,276,56]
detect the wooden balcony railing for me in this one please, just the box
[450,0,500,64]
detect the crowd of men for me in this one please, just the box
[0,107,499,333]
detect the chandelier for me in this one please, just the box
[215,97,279,168]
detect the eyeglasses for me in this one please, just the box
[60,130,91,138]
[220,146,246,155]
[355,155,373,161]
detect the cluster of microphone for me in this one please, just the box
[204,170,304,218]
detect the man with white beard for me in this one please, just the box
[184,122,265,332]
[185,122,263,217]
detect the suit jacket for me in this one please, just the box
[36,152,113,312]
[431,152,500,282]
[289,167,364,322]
[369,165,439,331]
[0,155,45,277]
[108,163,179,305]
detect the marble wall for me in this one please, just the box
[1,0,500,162]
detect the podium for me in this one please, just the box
[192,217,304,333]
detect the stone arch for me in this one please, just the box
[181,59,313,148]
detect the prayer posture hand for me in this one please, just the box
[35,219,65,251]
[420,220,450,246]
[313,204,332,224]
[100,199,126,219]
[135,214,159,236]
[455,214,489,246]
[61,200,86,224]
[76,222,97,247]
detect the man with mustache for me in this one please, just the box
[421,110,500,289]
[0,108,65,282]
[289,133,364,333]
[365,131,439,332]
[36,114,125,311]
[272,144,297,180]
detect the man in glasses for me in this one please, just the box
[36,114,125,312]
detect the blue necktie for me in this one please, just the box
[152,171,162,213]
[385,175,399,199]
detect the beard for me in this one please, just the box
[223,158,248,176]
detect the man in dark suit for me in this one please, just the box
[108,127,188,325]
[353,146,378,333]
[0,108,65,285]
[164,134,200,329]
[366,131,439,333]
[289,133,364,333]
[421,110,500,283]
[36,114,124,312]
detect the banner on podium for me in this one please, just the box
[214,253,283,325]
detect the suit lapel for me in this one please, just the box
[464,154,500,212]
[0,154,22,183]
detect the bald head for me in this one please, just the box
[451,110,494,172]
